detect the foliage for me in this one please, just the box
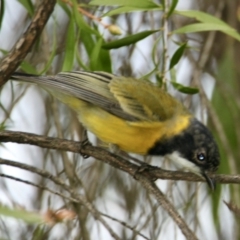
[0,0,240,239]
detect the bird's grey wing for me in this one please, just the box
[11,71,137,121]
[109,78,189,121]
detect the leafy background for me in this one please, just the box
[0,0,240,239]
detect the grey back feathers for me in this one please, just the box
[12,71,188,123]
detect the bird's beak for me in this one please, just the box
[202,171,216,190]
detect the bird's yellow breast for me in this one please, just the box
[14,71,193,155]
[63,96,192,155]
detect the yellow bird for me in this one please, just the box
[11,71,220,189]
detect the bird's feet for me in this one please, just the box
[79,138,91,159]
[134,163,160,181]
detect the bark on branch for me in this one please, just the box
[0,130,236,185]
[0,0,56,87]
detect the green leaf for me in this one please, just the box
[20,61,38,74]
[0,122,7,131]
[72,0,99,36]
[156,74,163,87]
[169,43,187,70]
[102,30,159,49]
[18,0,34,16]
[171,81,199,94]
[90,0,159,8]
[173,23,240,42]
[96,48,112,72]
[151,35,162,67]
[176,10,229,26]
[62,14,75,72]
[170,67,177,83]
[79,31,95,57]
[0,48,8,55]
[40,50,57,74]
[167,0,178,18]
[39,19,58,74]
[0,205,43,224]
[0,0,5,29]
[76,46,89,71]
[90,37,103,70]
[174,10,240,42]
[57,0,71,17]
[103,6,161,17]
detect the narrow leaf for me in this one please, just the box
[96,48,112,72]
[174,10,240,42]
[0,205,43,224]
[169,43,187,70]
[176,10,229,26]
[167,0,178,18]
[39,19,58,74]
[79,31,95,57]
[102,30,159,49]
[170,68,177,83]
[171,81,199,94]
[173,23,240,42]
[20,61,38,74]
[57,0,71,17]
[18,0,34,16]
[103,6,161,17]
[0,0,5,29]
[90,37,103,70]
[90,0,159,8]
[76,45,89,71]
[72,0,99,36]
[62,15,75,71]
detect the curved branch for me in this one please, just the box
[0,130,237,184]
[0,0,56,87]
[0,159,121,240]
[137,177,198,240]
[0,130,199,239]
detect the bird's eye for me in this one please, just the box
[197,153,206,161]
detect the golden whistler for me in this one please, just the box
[11,71,220,189]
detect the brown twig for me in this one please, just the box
[0,0,56,87]
[1,130,238,239]
[62,0,109,28]
[136,176,198,240]
[224,200,240,217]
[189,0,240,203]
[101,212,150,240]
[0,130,239,184]
[0,133,198,239]
[2,129,240,239]
[0,158,121,240]
[161,0,170,86]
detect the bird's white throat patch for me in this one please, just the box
[166,151,201,175]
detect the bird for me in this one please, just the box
[11,71,220,189]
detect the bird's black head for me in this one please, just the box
[180,118,220,189]
[149,118,220,189]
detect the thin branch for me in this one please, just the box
[0,130,239,184]
[2,130,240,239]
[224,201,240,217]
[0,0,56,87]
[0,158,121,240]
[62,0,113,29]
[0,149,197,239]
[161,0,170,85]
[189,0,239,202]
[0,173,80,203]
[135,176,198,240]
[101,213,150,240]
